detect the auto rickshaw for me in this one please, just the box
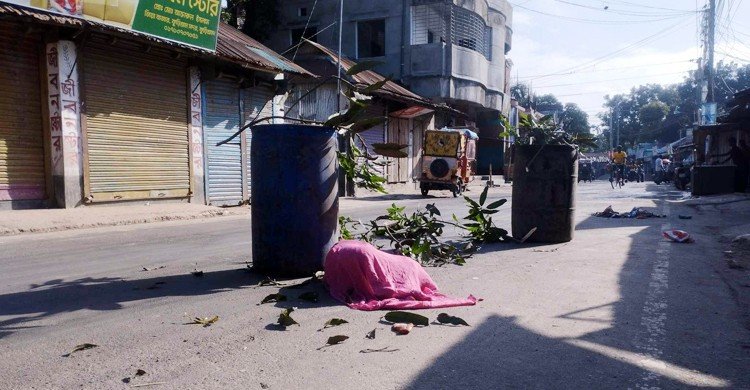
[419,128,478,197]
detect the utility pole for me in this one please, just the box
[608,108,613,151]
[706,0,716,103]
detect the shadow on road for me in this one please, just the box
[0,269,265,339]
[407,184,749,388]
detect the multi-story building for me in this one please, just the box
[264,0,513,174]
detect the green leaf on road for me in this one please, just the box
[260,293,287,304]
[298,291,320,303]
[187,315,219,327]
[63,343,98,357]
[278,308,299,327]
[384,311,429,326]
[326,335,349,345]
[437,313,470,326]
[258,277,285,287]
[323,318,349,329]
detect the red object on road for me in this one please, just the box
[663,229,695,243]
[324,240,477,311]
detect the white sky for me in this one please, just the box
[508,0,750,127]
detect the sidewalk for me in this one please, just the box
[0,178,506,236]
[0,203,249,236]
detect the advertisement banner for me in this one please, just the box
[701,102,717,125]
[5,0,220,51]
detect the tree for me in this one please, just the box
[533,94,563,113]
[638,101,669,130]
[510,83,531,108]
[560,103,590,135]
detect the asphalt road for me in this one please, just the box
[1,181,748,389]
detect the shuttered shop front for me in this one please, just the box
[0,22,46,201]
[83,37,190,202]
[204,79,244,206]
[242,87,274,197]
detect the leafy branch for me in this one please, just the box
[339,186,512,266]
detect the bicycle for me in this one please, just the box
[610,165,625,189]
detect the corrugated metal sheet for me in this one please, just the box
[300,40,461,116]
[83,36,190,201]
[217,24,312,76]
[387,117,411,183]
[358,104,386,177]
[0,21,46,201]
[242,87,274,198]
[204,79,244,206]
[0,3,312,76]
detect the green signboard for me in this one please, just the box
[132,0,220,51]
[6,0,220,51]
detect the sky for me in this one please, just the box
[508,0,750,128]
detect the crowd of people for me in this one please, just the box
[578,137,750,193]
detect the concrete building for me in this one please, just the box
[264,0,513,174]
[0,3,309,209]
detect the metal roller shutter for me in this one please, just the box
[83,37,190,201]
[358,104,386,177]
[242,87,274,198]
[0,23,45,201]
[204,79,243,206]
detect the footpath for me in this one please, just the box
[0,180,503,236]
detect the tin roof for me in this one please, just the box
[300,39,464,116]
[216,24,312,75]
[0,2,310,75]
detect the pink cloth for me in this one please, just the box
[323,240,477,311]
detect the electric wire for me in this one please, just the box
[525,17,694,81]
[513,3,694,25]
[292,0,319,61]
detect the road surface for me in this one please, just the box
[1,181,748,389]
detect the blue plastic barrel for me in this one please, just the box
[250,124,339,276]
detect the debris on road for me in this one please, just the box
[322,318,348,329]
[384,311,429,326]
[62,343,98,357]
[436,313,470,326]
[663,229,695,243]
[277,308,299,328]
[258,277,285,287]
[259,293,287,304]
[325,335,348,346]
[391,323,414,335]
[191,269,204,277]
[141,266,166,272]
[360,347,399,353]
[594,205,666,219]
[186,315,219,327]
[366,328,376,339]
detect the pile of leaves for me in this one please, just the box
[340,186,513,266]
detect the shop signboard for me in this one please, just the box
[4,0,221,51]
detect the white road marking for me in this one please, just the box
[633,204,671,389]
[566,339,729,388]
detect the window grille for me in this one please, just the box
[451,6,490,60]
[411,2,492,60]
[411,3,449,45]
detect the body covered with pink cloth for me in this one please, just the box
[323,240,477,311]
